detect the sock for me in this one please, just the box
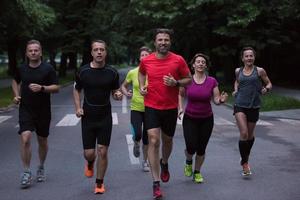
[186,159,193,165]
[96,179,103,186]
[153,181,160,187]
[88,160,94,168]
[194,170,200,174]
[239,140,248,165]
[247,137,255,156]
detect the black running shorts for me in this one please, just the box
[144,107,178,137]
[18,105,51,138]
[81,114,112,149]
[233,106,259,123]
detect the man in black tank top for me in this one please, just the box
[12,40,60,188]
[73,39,122,194]
[232,47,272,176]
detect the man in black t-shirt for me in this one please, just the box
[73,39,122,194]
[12,40,59,188]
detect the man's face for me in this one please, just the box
[154,33,171,55]
[26,43,42,62]
[91,42,107,63]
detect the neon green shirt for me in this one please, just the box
[125,67,145,112]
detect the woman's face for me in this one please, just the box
[242,50,255,66]
[139,50,150,61]
[193,56,207,72]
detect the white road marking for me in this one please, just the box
[56,114,80,126]
[126,134,140,165]
[122,97,128,114]
[278,118,300,125]
[112,112,118,125]
[256,120,273,126]
[0,116,12,123]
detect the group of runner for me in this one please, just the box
[12,28,272,200]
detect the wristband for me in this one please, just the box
[175,80,180,87]
[41,86,45,92]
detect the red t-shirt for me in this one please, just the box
[139,52,190,110]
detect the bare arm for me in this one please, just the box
[212,86,228,105]
[120,80,132,97]
[12,79,21,104]
[28,83,60,93]
[163,73,192,87]
[138,71,147,96]
[258,67,272,95]
[232,68,240,97]
[73,87,83,117]
[178,87,185,119]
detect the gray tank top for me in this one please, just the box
[234,66,262,108]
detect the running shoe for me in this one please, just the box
[20,171,32,189]
[153,184,163,200]
[36,166,46,182]
[193,172,204,183]
[242,162,252,176]
[184,164,193,177]
[133,141,140,157]
[143,160,150,172]
[160,159,170,182]
[84,161,94,178]
[94,183,105,194]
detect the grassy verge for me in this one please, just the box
[220,85,300,112]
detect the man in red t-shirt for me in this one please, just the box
[138,28,191,199]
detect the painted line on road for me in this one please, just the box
[278,118,300,125]
[126,134,140,165]
[0,116,12,123]
[112,112,118,125]
[122,97,128,114]
[56,114,80,126]
[215,117,235,125]
[257,120,273,126]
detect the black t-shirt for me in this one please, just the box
[14,62,58,108]
[74,63,120,118]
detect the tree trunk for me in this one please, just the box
[7,37,18,77]
[59,52,67,77]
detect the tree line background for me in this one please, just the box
[0,0,299,85]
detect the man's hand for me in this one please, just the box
[163,73,177,87]
[13,96,21,105]
[29,83,43,92]
[75,108,84,118]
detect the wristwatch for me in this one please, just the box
[175,80,180,87]
[41,86,45,92]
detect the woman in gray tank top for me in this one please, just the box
[232,47,272,176]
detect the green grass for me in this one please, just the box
[0,64,9,79]
[0,87,14,108]
[219,85,300,112]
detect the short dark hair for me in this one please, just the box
[139,46,152,54]
[90,39,107,50]
[240,46,256,59]
[153,28,174,40]
[26,39,42,50]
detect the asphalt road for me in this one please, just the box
[0,83,300,200]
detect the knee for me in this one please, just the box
[97,146,108,159]
[239,130,248,140]
[84,150,96,160]
[149,137,160,148]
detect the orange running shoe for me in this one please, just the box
[94,183,105,194]
[84,161,94,178]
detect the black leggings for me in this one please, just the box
[131,110,148,145]
[183,115,214,156]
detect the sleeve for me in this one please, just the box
[178,56,190,77]
[74,69,83,91]
[125,70,132,84]
[47,65,59,85]
[13,66,21,84]
[112,69,120,90]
